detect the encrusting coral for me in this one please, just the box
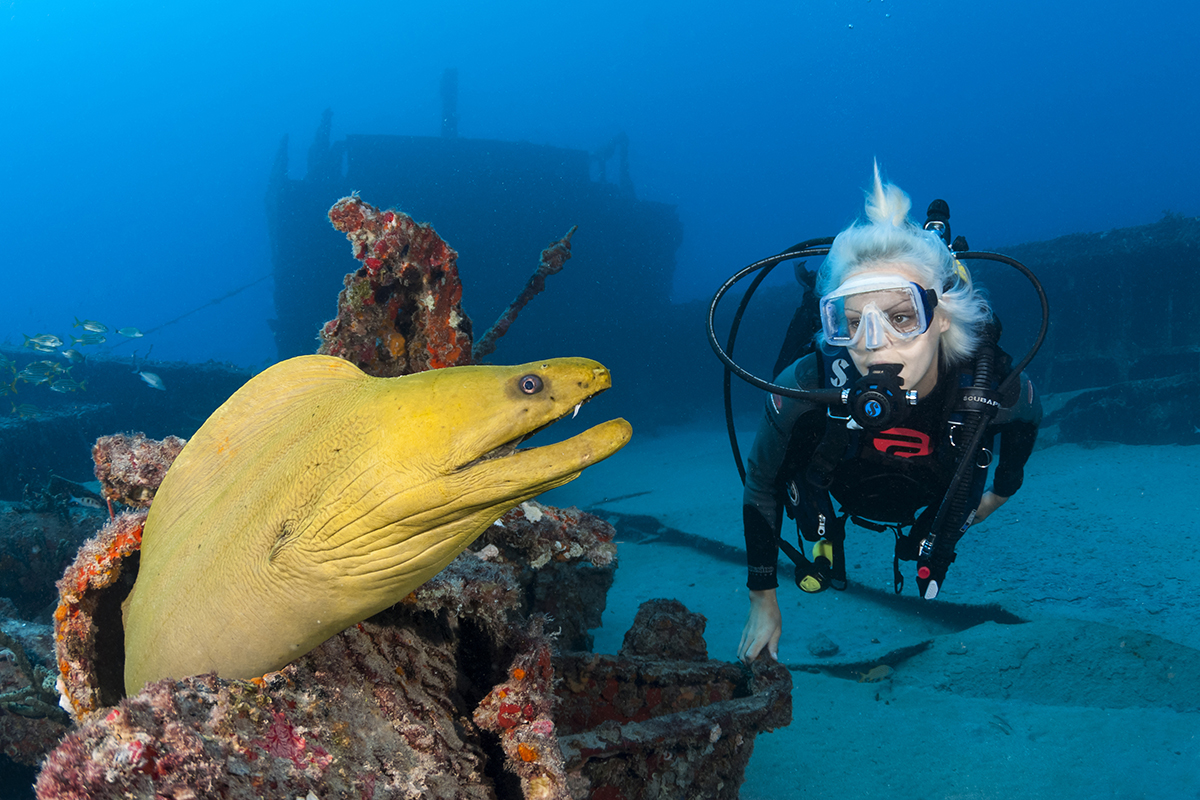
[38,614,489,800]
[481,501,619,652]
[49,434,181,718]
[54,511,147,719]
[91,433,185,510]
[474,618,572,800]
[319,196,473,377]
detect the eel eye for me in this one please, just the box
[518,374,544,395]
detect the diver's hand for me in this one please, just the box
[738,589,781,664]
[973,491,1009,524]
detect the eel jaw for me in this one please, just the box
[455,387,630,493]
[456,393,604,473]
[462,416,632,495]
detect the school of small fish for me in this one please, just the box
[4,317,156,416]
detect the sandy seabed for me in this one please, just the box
[544,422,1200,800]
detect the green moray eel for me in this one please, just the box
[123,355,631,693]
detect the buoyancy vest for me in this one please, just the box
[785,343,995,537]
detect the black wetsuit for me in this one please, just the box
[743,352,1042,591]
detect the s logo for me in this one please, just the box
[872,428,932,457]
[830,358,851,388]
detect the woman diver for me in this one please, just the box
[737,165,1042,664]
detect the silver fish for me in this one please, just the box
[50,378,87,393]
[117,327,144,338]
[73,317,109,333]
[139,371,166,390]
[23,334,63,349]
[23,335,62,352]
[29,360,63,373]
[20,361,64,381]
[16,369,51,385]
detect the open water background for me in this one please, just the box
[2,0,1198,367]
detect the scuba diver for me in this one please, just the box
[730,166,1043,664]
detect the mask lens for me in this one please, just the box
[822,297,855,342]
[820,282,931,346]
[872,289,922,335]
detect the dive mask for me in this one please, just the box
[819,273,938,349]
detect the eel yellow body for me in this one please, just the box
[123,355,630,693]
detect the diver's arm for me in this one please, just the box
[742,355,822,591]
[991,372,1042,495]
[739,356,822,662]
[980,372,1043,517]
[744,505,782,590]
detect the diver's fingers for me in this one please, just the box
[738,629,773,664]
[737,631,749,662]
[738,628,762,664]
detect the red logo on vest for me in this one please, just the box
[872,428,932,457]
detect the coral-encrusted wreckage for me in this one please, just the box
[28,198,791,799]
[318,196,474,375]
[90,433,186,511]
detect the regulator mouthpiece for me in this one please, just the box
[846,363,916,430]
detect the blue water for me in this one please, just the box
[2,1,1197,367]
[2,3,1200,796]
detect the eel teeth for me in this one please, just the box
[572,403,582,419]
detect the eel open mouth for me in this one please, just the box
[458,396,603,472]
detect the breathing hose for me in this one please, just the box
[918,328,998,568]
[718,238,833,483]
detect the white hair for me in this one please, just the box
[817,163,992,366]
